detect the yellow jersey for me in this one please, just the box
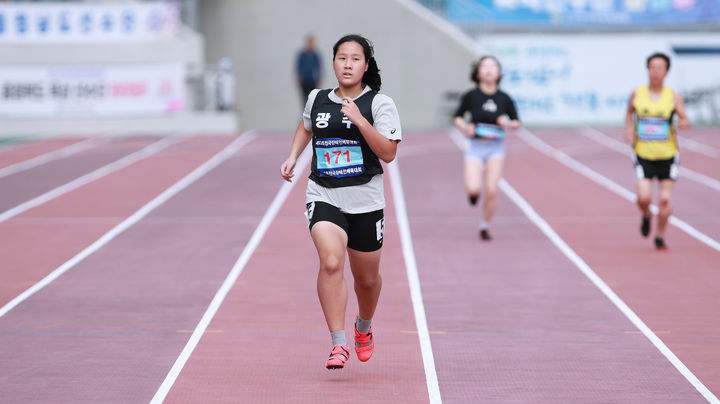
[632,85,677,160]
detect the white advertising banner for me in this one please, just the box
[480,33,720,125]
[0,64,186,117]
[0,2,179,43]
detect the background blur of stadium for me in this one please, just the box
[0,0,718,136]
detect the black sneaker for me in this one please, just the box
[640,216,651,237]
[655,237,667,250]
[479,229,491,241]
[469,194,480,206]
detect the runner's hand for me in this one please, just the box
[340,98,365,127]
[496,115,519,130]
[623,127,634,145]
[677,117,691,130]
[496,115,510,128]
[280,157,296,182]
[463,122,475,137]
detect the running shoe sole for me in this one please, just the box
[326,345,350,370]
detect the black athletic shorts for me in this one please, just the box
[306,201,385,252]
[634,154,678,181]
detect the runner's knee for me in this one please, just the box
[658,194,672,210]
[637,195,651,207]
[320,255,344,275]
[355,272,381,290]
[485,186,498,199]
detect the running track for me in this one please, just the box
[0,128,717,403]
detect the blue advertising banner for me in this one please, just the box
[0,2,179,42]
[447,0,720,27]
[477,33,720,125]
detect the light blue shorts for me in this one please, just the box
[465,138,505,163]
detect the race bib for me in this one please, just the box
[637,117,670,141]
[315,138,364,178]
[475,123,504,139]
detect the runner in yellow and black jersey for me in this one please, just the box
[624,52,690,250]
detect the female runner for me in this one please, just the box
[280,34,401,369]
[454,55,520,240]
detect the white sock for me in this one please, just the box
[331,330,346,347]
[356,316,372,333]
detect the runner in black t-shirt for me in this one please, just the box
[454,56,520,241]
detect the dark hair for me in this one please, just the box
[646,52,671,71]
[332,34,382,91]
[470,55,503,85]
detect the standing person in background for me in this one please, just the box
[281,34,401,370]
[296,34,322,107]
[624,52,690,250]
[453,55,520,241]
[216,57,235,111]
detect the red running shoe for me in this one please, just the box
[326,345,349,369]
[354,315,374,362]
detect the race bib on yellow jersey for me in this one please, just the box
[637,117,670,142]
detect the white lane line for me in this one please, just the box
[677,135,720,159]
[583,127,720,192]
[500,178,718,404]
[447,129,718,403]
[0,132,258,320]
[0,136,176,224]
[0,137,102,179]
[514,128,720,252]
[150,145,311,404]
[447,128,468,152]
[388,159,443,404]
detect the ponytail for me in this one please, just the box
[364,57,382,91]
[333,34,382,91]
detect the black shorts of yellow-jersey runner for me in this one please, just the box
[634,155,678,181]
[306,201,384,252]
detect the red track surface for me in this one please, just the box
[0,137,88,170]
[0,129,717,403]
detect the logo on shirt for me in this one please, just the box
[316,113,331,128]
[391,128,396,134]
[482,99,497,113]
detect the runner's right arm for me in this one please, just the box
[280,120,312,182]
[624,90,637,145]
[453,92,475,137]
[673,91,691,130]
[453,116,475,137]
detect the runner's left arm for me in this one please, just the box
[497,94,521,130]
[341,96,400,163]
[674,91,691,130]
